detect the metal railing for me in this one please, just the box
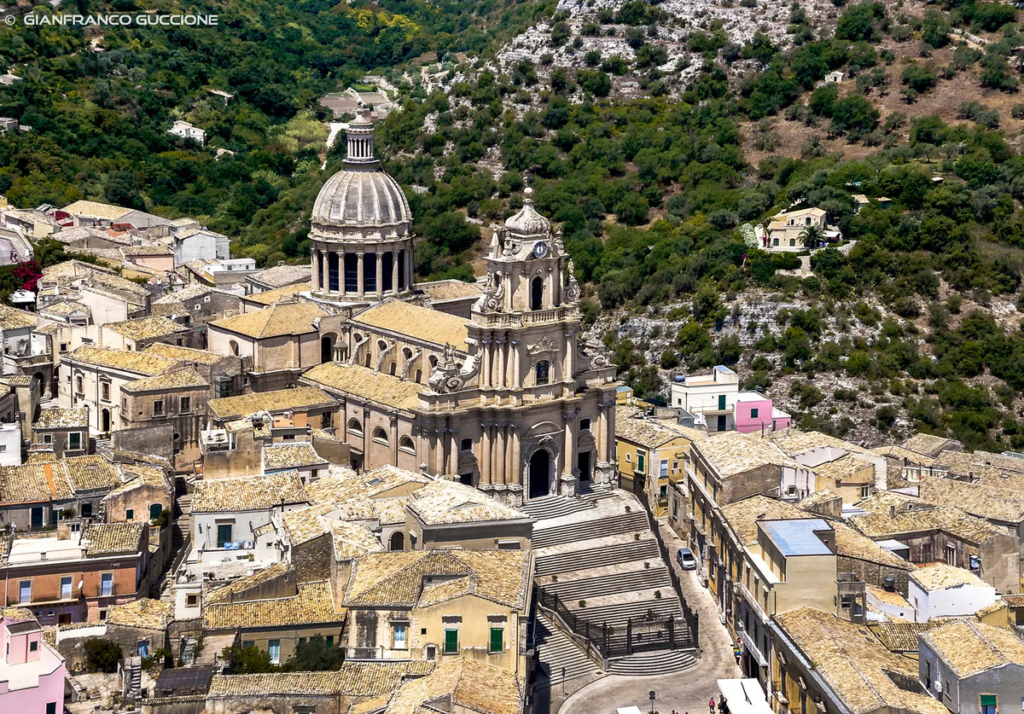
[536,587,693,661]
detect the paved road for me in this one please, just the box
[558,518,742,714]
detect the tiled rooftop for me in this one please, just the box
[208,386,335,420]
[242,281,311,306]
[766,429,874,457]
[406,480,530,526]
[910,563,989,592]
[250,264,310,288]
[850,492,1004,545]
[301,362,424,410]
[0,304,37,330]
[901,433,958,458]
[918,477,1024,524]
[65,345,179,376]
[869,621,945,653]
[376,658,522,714]
[203,580,342,630]
[84,521,146,556]
[144,342,226,365]
[694,431,800,478]
[121,366,208,393]
[352,299,469,349]
[205,563,291,604]
[262,442,328,472]
[206,661,434,698]
[344,550,530,609]
[105,316,189,340]
[34,407,88,429]
[921,620,1024,677]
[211,301,327,339]
[812,454,873,483]
[417,280,483,301]
[106,598,173,630]
[615,405,702,449]
[776,608,948,714]
[190,472,307,513]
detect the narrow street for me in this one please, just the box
[558,518,741,714]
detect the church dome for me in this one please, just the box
[311,113,412,232]
[504,188,550,237]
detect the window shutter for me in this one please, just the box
[490,627,503,652]
[444,629,459,653]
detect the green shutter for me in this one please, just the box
[980,696,998,708]
[444,628,459,653]
[489,627,504,653]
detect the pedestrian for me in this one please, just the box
[709,697,716,714]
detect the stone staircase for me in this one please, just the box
[533,611,601,686]
[606,648,698,675]
[521,495,595,520]
[534,537,660,577]
[530,489,698,705]
[532,510,649,549]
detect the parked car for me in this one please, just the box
[677,547,697,570]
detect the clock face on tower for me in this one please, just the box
[532,241,548,258]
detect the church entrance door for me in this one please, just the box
[529,450,551,499]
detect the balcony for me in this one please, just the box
[736,626,768,667]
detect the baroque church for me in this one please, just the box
[297,112,619,505]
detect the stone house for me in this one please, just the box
[238,282,311,314]
[151,283,242,327]
[168,227,231,266]
[0,454,123,528]
[120,366,210,462]
[30,406,89,460]
[203,578,344,666]
[207,386,338,430]
[0,521,149,624]
[849,491,1020,594]
[918,620,1024,714]
[208,301,344,392]
[101,462,173,525]
[104,597,174,660]
[340,549,531,673]
[246,263,311,294]
[143,342,246,401]
[100,315,203,352]
[60,346,182,434]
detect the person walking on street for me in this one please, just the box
[709,697,716,714]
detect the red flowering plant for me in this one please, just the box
[14,261,43,292]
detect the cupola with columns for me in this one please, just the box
[309,111,414,304]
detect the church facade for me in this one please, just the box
[299,114,619,504]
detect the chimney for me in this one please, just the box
[883,576,896,592]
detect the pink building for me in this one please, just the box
[734,391,792,434]
[0,611,66,714]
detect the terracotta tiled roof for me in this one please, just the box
[106,598,173,630]
[850,492,1005,545]
[920,620,1024,677]
[205,563,290,605]
[191,472,308,513]
[693,431,801,478]
[417,280,482,301]
[211,301,327,339]
[301,362,424,410]
[121,366,208,393]
[345,550,531,609]
[61,200,133,221]
[242,282,311,306]
[870,621,946,653]
[377,658,522,714]
[262,442,328,472]
[615,405,700,449]
[84,521,145,556]
[34,407,88,429]
[352,300,469,348]
[910,563,989,592]
[776,608,949,714]
[64,455,121,492]
[208,386,335,420]
[765,429,874,457]
[105,316,188,340]
[901,433,959,458]
[206,661,434,698]
[249,264,310,289]
[0,304,37,330]
[919,477,1024,524]
[406,480,530,526]
[65,346,178,376]
[203,581,343,630]
[144,342,226,365]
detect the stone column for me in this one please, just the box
[357,252,365,298]
[562,410,578,496]
[546,266,554,309]
[506,423,518,486]
[495,422,507,484]
[448,427,460,476]
[361,407,370,470]
[511,340,521,391]
[480,423,492,486]
[481,338,492,388]
[375,247,383,299]
[563,329,575,383]
[408,249,415,291]
[390,414,399,466]
[495,336,506,390]
[391,248,399,295]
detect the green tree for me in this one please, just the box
[285,635,344,672]
[223,643,278,674]
[84,638,122,673]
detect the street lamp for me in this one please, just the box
[649,690,657,714]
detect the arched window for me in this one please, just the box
[531,277,544,310]
[403,348,413,360]
[229,340,239,356]
[399,436,416,454]
[415,369,422,383]
[372,427,389,445]
[364,352,371,368]
[389,362,397,376]
[75,375,83,393]
[348,418,363,436]
[536,360,550,386]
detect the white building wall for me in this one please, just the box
[910,581,997,622]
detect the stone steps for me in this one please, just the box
[544,566,672,601]
[521,495,594,520]
[533,611,601,687]
[535,538,660,577]
[572,598,683,629]
[533,511,650,550]
[606,648,698,676]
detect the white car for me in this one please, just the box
[677,547,697,570]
